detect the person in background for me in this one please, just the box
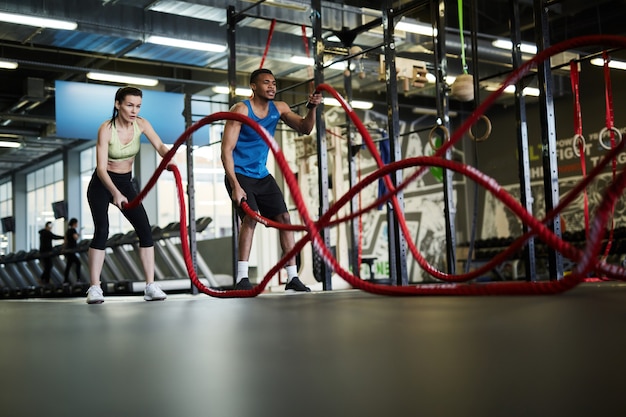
[86,86,171,304]
[39,221,64,285]
[63,217,82,284]
[221,68,322,292]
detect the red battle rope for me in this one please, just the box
[124,35,626,297]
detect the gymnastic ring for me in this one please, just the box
[598,126,622,150]
[572,134,586,157]
[429,124,449,150]
[468,115,492,142]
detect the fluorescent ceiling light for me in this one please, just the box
[86,72,159,87]
[148,1,221,21]
[146,35,226,53]
[522,86,540,97]
[242,0,307,11]
[486,84,539,97]
[325,98,373,110]
[423,73,456,85]
[502,85,540,96]
[327,61,351,71]
[0,140,21,148]
[212,86,252,96]
[0,11,77,30]
[290,56,314,66]
[395,20,436,37]
[492,39,537,54]
[0,60,18,70]
[590,57,626,70]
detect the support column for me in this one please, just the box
[533,0,564,280]
[382,3,408,285]
[184,93,199,293]
[344,56,360,278]
[510,0,538,281]
[432,0,457,275]
[227,5,240,285]
[311,0,332,290]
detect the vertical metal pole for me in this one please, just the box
[183,93,199,294]
[509,0,537,281]
[533,0,563,280]
[432,0,456,275]
[344,59,360,278]
[227,6,239,285]
[311,0,332,290]
[382,4,408,285]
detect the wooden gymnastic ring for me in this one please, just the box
[429,124,449,150]
[598,126,622,150]
[572,134,585,157]
[468,115,492,142]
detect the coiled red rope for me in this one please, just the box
[125,34,626,297]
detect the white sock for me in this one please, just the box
[237,261,249,282]
[285,265,298,282]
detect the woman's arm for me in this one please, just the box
[139,117,172,160]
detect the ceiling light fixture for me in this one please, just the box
[590,57,626,70]
[146,35,226,53]
[212,86,252,96]
[485,84,540,97]
[290,56,314,66]
[148,0,221,21]
[241,0,308,12]
[0,140,21,148]
[325,98,374,110]
[395,19,436,37]
[0,60,18,70]
[492,39,537,55]
[86,72,159,87]
[0,11,77,30]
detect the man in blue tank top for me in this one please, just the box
[222,68,322,292]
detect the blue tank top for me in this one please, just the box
[234,100,280,179]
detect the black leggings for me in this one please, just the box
[87,171,153,250]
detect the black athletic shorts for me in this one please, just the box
[225,173,288,220]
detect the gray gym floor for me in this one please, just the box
[1,282,625,417]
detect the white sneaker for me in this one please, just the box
[144,282,167,301]
[86,285,104,304]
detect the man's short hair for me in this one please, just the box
[250,68,274,84]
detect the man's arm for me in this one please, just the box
[277,92,323,135]
[221,102,247,206]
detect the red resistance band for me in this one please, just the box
[570,60,590,239]
[602,51,617,259]
[259,19,276,69]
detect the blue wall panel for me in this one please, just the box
[55,81,185,144]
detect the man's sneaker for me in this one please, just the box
[144,282,167,301]
[285,277,311,292]
[86,285,104,304]
[235,278,253,290]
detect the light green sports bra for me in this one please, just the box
[109,120,141,161]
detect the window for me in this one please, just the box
[155,96,232,239]
[0,181,12,254]
[26,161,64,250]
[156,142,232,240]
